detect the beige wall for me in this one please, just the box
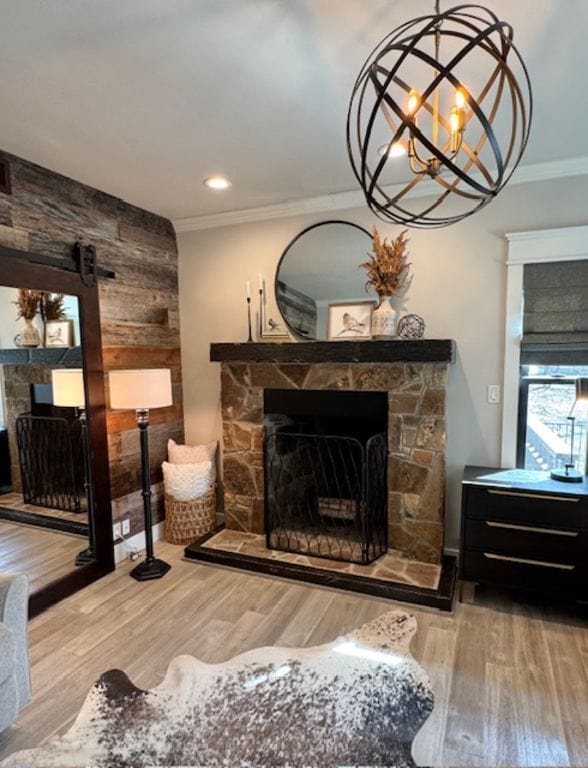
[178,175,588,550]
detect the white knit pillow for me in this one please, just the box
[162,461,214,501]
[168,439,217,465]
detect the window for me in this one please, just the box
[503,227,588,469]
[517,365,588,473]
[514,256,588,473]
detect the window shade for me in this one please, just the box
[521,259,588,365]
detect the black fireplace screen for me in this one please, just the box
[16,414,83,514]
[264,431,388,565]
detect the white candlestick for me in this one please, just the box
[258,273,263,291]
[246,280,251,299]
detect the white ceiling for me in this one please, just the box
[0,0,586,224]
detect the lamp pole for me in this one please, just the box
[130,408,171,581]
[74,407,96,565]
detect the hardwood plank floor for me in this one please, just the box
[0,492,88,524]
[0,543,586,767]
[0,520,85,593]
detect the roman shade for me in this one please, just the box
[521,259,588,365]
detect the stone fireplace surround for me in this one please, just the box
[214,340,455,565]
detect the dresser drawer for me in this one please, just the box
[464,485,588,530]
[463,518,584,563]
[461,549,585,596]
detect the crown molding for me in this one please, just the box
[173,155,588,234]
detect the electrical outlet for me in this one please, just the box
[112,522,122,541]
[122,518,131,536]
[487,384,500,404]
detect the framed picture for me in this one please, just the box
[327,301,375,341]
[260,280,289,341]
[45,320,73,348]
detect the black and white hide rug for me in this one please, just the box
[3,610,434,768]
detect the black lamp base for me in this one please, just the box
[130,558,171,581]
[75,547,95,566]
[550,468,584,483]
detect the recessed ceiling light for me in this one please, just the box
[377,141,406,159]
[203,175,232,191]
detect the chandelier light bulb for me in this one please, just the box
[450,107,460,134]
[407,90,420,116]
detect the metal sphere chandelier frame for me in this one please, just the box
[347,2,533,228]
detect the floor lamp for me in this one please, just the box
[109,368,172,581]
[550,377,588,483]
[51,368,96,566]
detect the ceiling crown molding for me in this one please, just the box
[173,155,588,234]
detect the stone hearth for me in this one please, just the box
[216,341,454,564]
[197,528,441,590]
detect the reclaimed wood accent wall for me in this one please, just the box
[0,151,184,534]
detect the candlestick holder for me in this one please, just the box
[258,287,264,340]
[246,297,253,342]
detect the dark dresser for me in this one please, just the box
[460,465,587,600]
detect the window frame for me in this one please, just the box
[501,225,588,467]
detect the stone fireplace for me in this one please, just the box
[215,340,454,565]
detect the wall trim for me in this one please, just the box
[174,155,588,233]
[506,224,588,264]
[501,225,588,467]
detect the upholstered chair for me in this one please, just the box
[0,573,31,731]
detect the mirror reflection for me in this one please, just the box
[0,286,93,595]
[276,221,372,340]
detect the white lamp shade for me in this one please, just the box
[109,369,173,410]
[51,368,85,408]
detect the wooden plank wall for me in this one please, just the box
[0,151,184,535]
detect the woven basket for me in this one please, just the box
[165,486,216,545]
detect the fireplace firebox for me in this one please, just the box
[264,389,388,564]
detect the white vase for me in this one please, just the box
[371,296,397,339]
[21,318,40,348]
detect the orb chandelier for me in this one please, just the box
[347,2,533,228]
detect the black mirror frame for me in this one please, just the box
[0,245,114,616]
[274,219,372,341]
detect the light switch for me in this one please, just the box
[487,385,500,404]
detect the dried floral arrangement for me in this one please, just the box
[360,227,411,297]
[14,289,42,321]
[40,293,67,322]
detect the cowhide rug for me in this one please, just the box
[3,610,433,768]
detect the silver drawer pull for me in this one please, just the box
[483,552,575,571]
[487,489,580,503]
[485,521,579,537]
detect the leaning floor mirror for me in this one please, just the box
[0,246,114,615]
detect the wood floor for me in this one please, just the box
[0,543,586,767]
[0,520,85,593]
[0,492,88,524]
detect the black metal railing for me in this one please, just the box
[264,432,388,565]
[16,413,83,513]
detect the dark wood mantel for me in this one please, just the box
[210,340,456,364]
[0,346,83,366]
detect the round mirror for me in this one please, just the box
[275,220,372,340]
